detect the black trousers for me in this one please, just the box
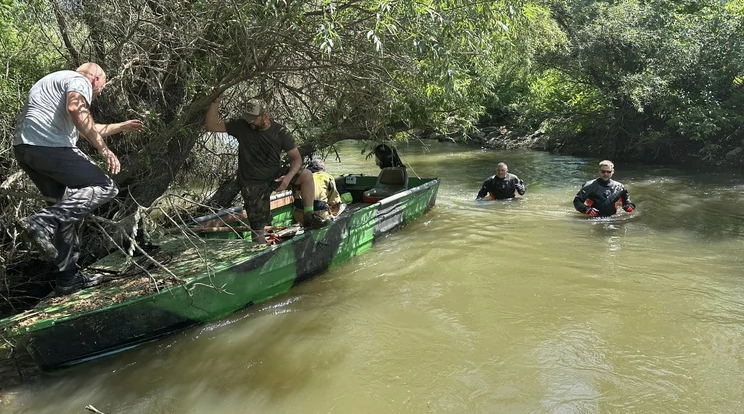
[13,144,118,274]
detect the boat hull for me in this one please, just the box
[4,177,439,370]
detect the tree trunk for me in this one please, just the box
[114,93,216,210]
[205,178,242,210]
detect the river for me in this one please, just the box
[3,141,744,413]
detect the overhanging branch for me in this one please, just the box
[51,0,80,66]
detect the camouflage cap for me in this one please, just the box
[242,99,267,121]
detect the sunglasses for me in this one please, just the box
[599,170,613,173]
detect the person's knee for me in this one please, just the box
[298,169,312,184]
[99,180,119,202]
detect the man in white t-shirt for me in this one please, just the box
[13,62,143,296]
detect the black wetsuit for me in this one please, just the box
[476,173,525,200]
[573,178,635,217]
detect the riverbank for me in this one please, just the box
[426,125,744,171]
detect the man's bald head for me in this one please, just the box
[76,62,105,81]
[76,62,106,100]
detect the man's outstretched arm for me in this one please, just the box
[95,120,144,137]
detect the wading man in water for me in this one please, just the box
[14,62,144,295]
[476,162,526,200]
[573,160,635,217]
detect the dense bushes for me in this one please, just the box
[495,0,744,165]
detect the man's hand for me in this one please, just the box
[99,147,121,174]
[516,180,526,193]
[624,205,635,213]
[120,119,144,132]
[275,175,291,192]
[586,207,599,217]
[209,87,224,104]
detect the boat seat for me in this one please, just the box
[363,167,409,203]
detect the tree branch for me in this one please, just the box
[51,0,80,66]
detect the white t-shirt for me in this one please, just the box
[13,70,93,147]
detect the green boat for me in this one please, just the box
[0,170,439,371]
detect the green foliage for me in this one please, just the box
[0,1,63,167]
[0,2,59,101]
[499,0,744,163]
[521,70,610,133]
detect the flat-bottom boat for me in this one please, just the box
[0,170,439,371]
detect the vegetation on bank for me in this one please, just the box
[0,0,743,313]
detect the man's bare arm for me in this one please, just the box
[95,120,144,137]
[67,91,121,173]
[205,95,227,132]
[67,91,106,150]
[274,148,303,192]
[285,148,302,178]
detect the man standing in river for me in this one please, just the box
[476,162,526,200]
[573,160,635,217]
[14,62,144,295]
[205,95,322,243]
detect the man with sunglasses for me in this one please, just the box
[573,160,635,217]
[13,62,144,295]
[205,96,321,243]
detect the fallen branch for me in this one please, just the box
[164,224,282,234]
[0,171,24,189]
[0,188,54,203]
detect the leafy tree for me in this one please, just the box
[523,0,744,163]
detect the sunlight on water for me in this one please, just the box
[3,141,744,413]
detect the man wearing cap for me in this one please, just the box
[291,158,344,225]
[475,162,526,200]
[205,95,321,243]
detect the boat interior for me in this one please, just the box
[193,168,418,244]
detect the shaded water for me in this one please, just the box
[3,141,744,413]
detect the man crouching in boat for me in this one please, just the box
[291,158,344,226]
[205,95,324,243]
[573,160,636,217]
[475,162,526,200]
